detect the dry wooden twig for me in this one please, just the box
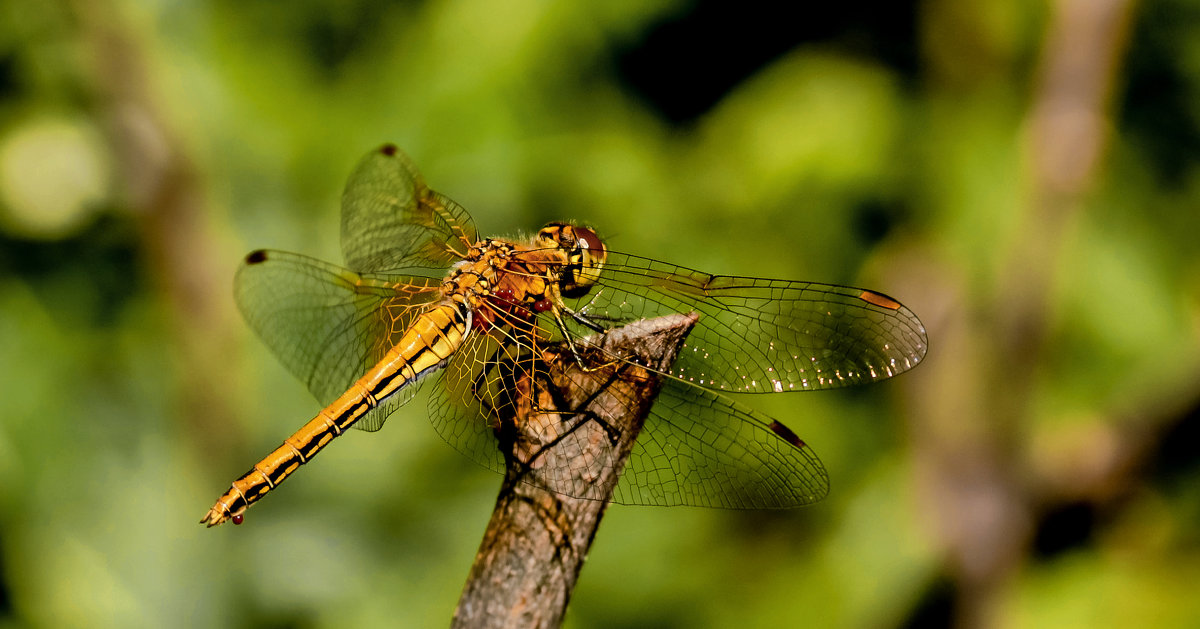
[452,313,698,629]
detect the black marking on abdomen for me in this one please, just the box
[265,458,296,486]
[225,492,248,513]
[370,362,417,401]
[296,423,340,459]
[335,399,375,432]
[241,475,272,501]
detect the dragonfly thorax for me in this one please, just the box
[440,240,558,336]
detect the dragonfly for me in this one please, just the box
[200,144,927,527]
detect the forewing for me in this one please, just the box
[571,252,928,394]
[234,249,443,430]
[340,145,478,273]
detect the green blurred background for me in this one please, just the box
[2,0,1199,627]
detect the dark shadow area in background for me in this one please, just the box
[611,0,920,126]
[0,539,11,620]
[0,50,19,100]
[0,214,144,328]
[1150,400,1200,497]
[1119,1,1200,188]
[854,197,908,247]
[1031,501,1099,560]
[898,572,955,629]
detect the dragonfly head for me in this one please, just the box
[536,222,607,298]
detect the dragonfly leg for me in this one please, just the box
[550,306,624,374]
[562,304,606,334]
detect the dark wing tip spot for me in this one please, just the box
[858,289,902,311]
[380,143,398,156]
[245,249,268,265]
[768,420,807,449]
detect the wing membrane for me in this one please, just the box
[427,304,565,473]
[340,145,478,273]
[614,381,828,508]
[426,325,828,508]
[569,252,928,394]
[234,249,443,430]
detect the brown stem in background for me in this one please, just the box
[73,0,242,455]
[902,1,1138,628]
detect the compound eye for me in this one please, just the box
[573,226,604,254]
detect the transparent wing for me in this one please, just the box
[569,251,928,394]
[340,144,478,273]
[613,382,827,508]
[426,320,827,508]
[234,249,444,430]
[427,308,558,475]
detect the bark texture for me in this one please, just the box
[452,313,698,629]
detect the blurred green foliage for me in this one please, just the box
[1,0,1199,628]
